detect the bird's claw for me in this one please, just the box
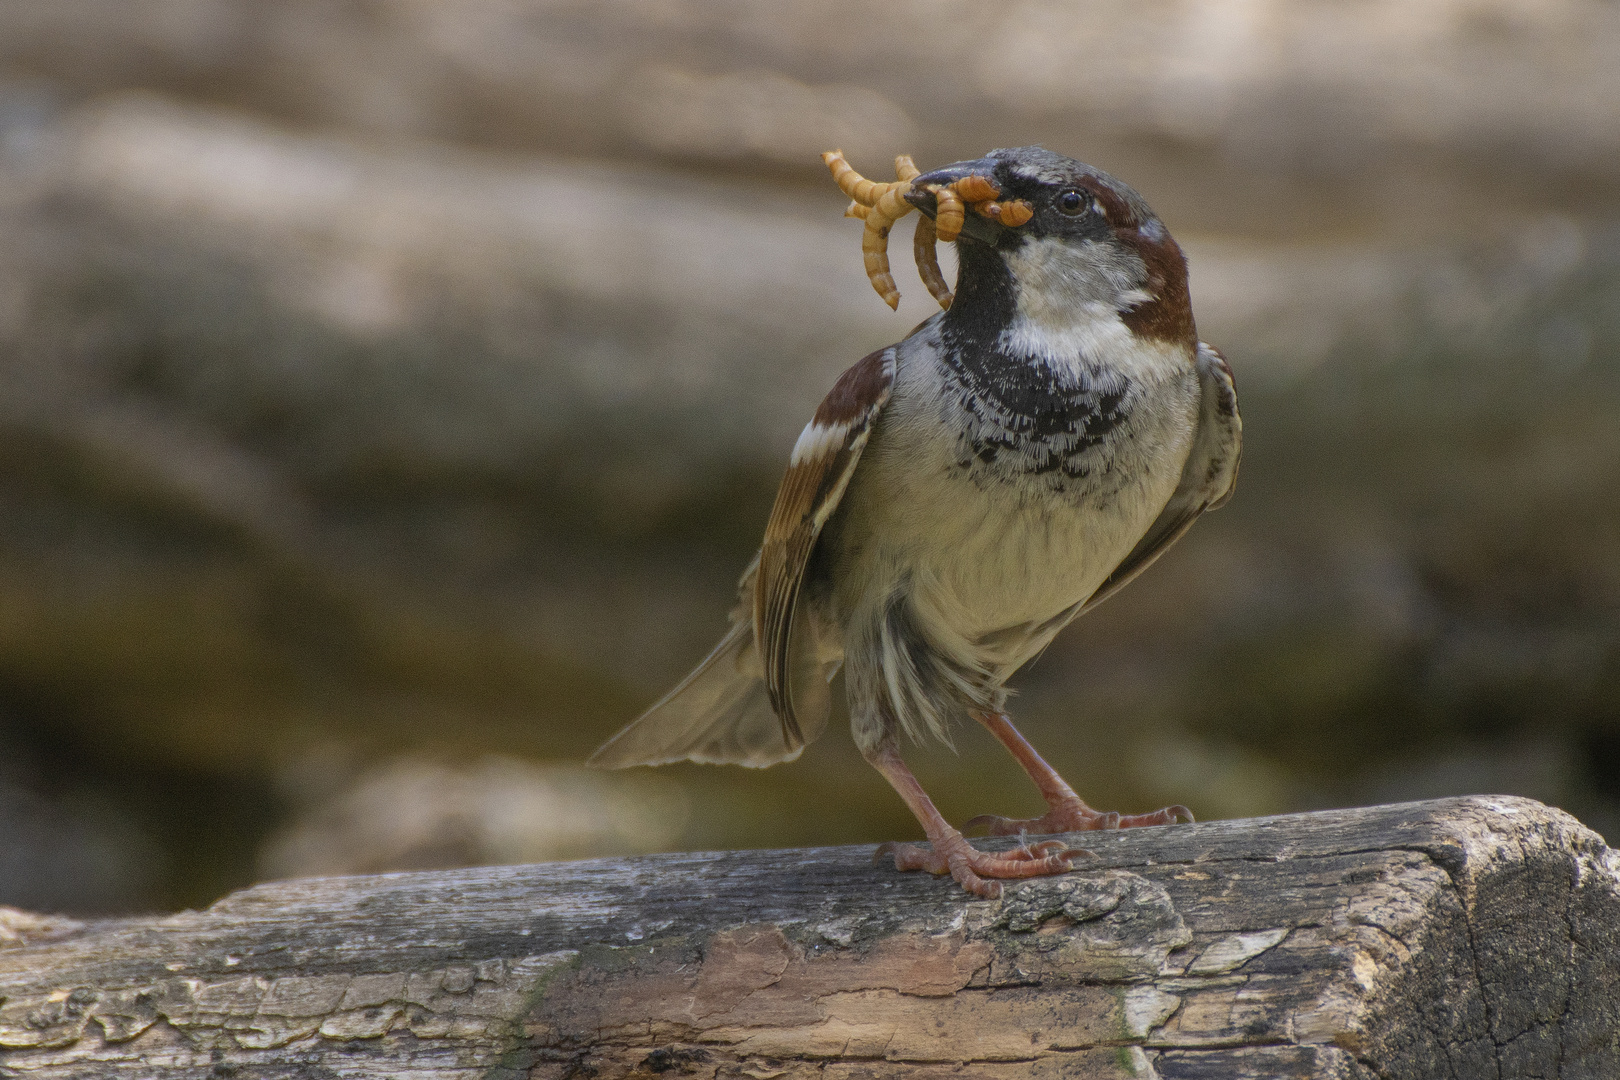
[965,800,1194,837]
[874,831,1090,899]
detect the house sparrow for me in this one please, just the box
[591,147,1241,898]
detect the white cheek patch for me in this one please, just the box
[996,235,1157,374]
[790,420,849,466]
[1003,236,1148,314]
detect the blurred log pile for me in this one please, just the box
[0,1,1616,913]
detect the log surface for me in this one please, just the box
[1,796,1616,1079]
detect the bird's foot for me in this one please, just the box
[965,798,1193,837]
[873,831,1090,899]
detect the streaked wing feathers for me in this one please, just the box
[755,347,896,748]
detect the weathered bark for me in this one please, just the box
[1,796,1616,1079]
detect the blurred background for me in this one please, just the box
[0,0,1616,915]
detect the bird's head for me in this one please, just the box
[906,146,1194,351]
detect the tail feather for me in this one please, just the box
[590,622,809,769]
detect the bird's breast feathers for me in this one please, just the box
[828,320,1199,652]
[923,303,1200,502]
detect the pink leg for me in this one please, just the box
[963,712,1193,836]
[865,740,1089,899]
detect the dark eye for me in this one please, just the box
[1057,189,1087,215]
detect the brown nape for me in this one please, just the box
[813,347,892,426]
[1118,230,1197,348]
[1069,175,1195,348]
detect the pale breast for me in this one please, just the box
[824,325,1200,667]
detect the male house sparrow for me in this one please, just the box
[592,147,1240,898]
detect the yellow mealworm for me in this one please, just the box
[913,214,953,309]
[825,152,921,309]
[955,174,1000,204]
[870,183,913,228]
[932,184,965,243]
[994,199,1034,226]
[862,215,902,309]
[867,183,920,308]
[823,150,905,208]
[973,199,1035,227]
[825,151,1032,310]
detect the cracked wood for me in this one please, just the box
[0,796,1617,1079]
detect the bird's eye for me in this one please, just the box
[1057,189,1087,215]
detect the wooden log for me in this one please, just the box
[1,796,1616,1079]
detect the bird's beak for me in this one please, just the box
[905,158,1005,245]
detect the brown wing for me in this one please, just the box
[1082,341,1242,612]
[755,346,896,748]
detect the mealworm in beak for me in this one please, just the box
[825,150,1001,312]
[956,175,1000,204]
[913,215,953,309]
[824,150,892,207]
[825,150,922,310]
[974,199,1034,227]
[994,200,1034,227]
[932,185,965,244]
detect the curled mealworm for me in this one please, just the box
[824,149,920,309]
[913,214,952,308]
[996,200,1034,226]
[824,150,1034,312]
[931,184,965,243]
[861,213,905,307]
[974,199,1035,227]
[824,150,902,207]
[860,217,899,307]
[864,181,920,309]
[955,174,1000,204]
[868,183,913,229]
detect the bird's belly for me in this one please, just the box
[833,413,1188,658]
[887,465,1161,633]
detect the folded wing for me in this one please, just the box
[756,346,897,749]
[1083,341,1242,612]
[591,347,897,769]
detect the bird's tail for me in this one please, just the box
[589,620,821,769]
